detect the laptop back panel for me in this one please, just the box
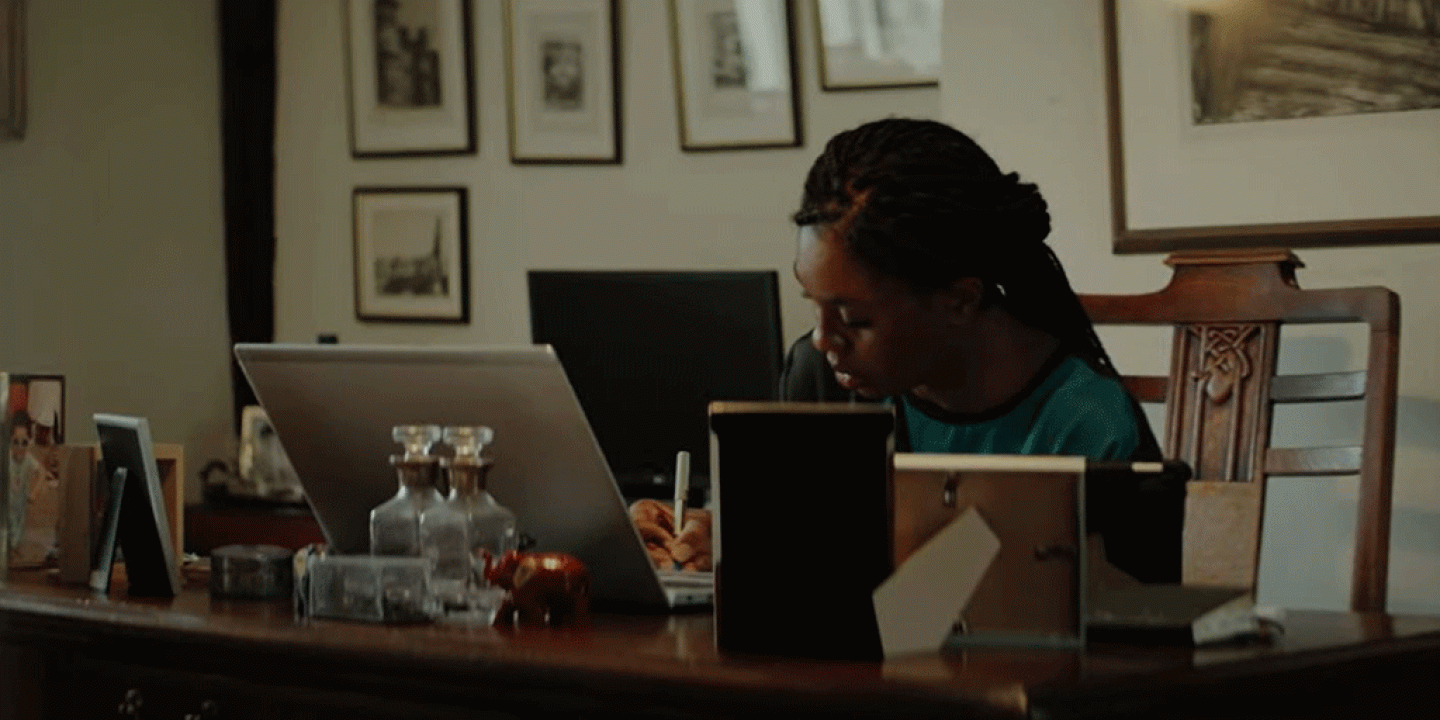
[233,343,675,608]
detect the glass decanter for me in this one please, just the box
[369,424,444,556]
[422,425,518,617]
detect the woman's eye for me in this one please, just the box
[840,317,872,329]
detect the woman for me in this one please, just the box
[783,118,1182,583]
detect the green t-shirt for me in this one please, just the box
[901,354,1142,461]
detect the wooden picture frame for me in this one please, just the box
[353,187,470,324]
[0,0,23,140]
[345,0,477,158]
[669,0,802,151]
[56,443,184,587]
[503,0,622,164]
[1104,0,1440,253]
[813,0,940,91]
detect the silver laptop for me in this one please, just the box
[233,343,712,609]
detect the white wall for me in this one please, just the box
[0,0,230,498]
[941,0,1440,613]
[274,1,939,348]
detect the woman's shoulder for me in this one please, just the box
[1033,355,1143,459]
[1046,355,1133,404]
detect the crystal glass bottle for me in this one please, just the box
[422,425,518,616]
[369,425,444,556]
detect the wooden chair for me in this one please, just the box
[1079,249,1399,612]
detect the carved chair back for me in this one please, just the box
[1079,249,1398,612]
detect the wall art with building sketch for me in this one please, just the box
[352,187,470,323]
[346,0,476,156]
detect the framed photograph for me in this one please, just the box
[353,187,470,323]
[238,406,302,503]
[503,0,621,164]
[1,0,23,140]
[1104,0,1440,253]
[5,373,65,569]
[813,0,941,91]
[345,0,476,157]
[669,0,802,151]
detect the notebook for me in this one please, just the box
[233,343,712,610]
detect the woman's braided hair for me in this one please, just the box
[792,117,1124,384]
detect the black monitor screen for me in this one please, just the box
[527,270,784,498]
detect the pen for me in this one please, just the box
[673,450,690,544]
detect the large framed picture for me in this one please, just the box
[503,0,621,164]
[813,0,941,91]
[345,0,476,158]
[0,0,23,140]
[1104,0,1440,253]
[669,0,802,151]
[353,187,470,324]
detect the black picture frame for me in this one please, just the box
[669,0,803,152]
[0,0,23,140]
[813,0,941,92]
[503,0,623,165]
[353,186,471,324]
[345,0,477,158]
[92,414,180,598]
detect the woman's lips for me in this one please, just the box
[834,370,859,390]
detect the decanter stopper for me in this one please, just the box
[444,425,494,463]
[393,424,442,461]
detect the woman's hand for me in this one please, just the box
[628,499,712,571]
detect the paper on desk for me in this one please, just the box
[873,509,1000,657]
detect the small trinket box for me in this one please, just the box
[209,544,295,601]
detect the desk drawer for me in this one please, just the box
[48,656,520,720]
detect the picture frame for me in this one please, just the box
[353,187,470,324]
[344,0,476,158]
[0,0,23,140]
[813,0,941,91]
[1103,0,1440,253]
[503,0,622,164]
[669,0,802,151]
[93,414,180,597]
[56,442,184,587]
[5,373,65,570]
[238,405,302,503]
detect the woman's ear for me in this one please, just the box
[940,277,986,323]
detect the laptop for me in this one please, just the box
[233,343,712,610]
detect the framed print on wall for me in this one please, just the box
[353,187,470,324]
[813,0,941,91]
[345,0,476,158]
[669,0,802,151]
[1104,0,1440,253]
[503,0,621,164]
[0,0,23,140]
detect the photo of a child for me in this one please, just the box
[5,374,65,568]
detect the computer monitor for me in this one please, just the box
[527,270,784,500]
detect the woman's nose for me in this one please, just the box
[811,324,847,355]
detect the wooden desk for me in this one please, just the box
[2,573,1439,719]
